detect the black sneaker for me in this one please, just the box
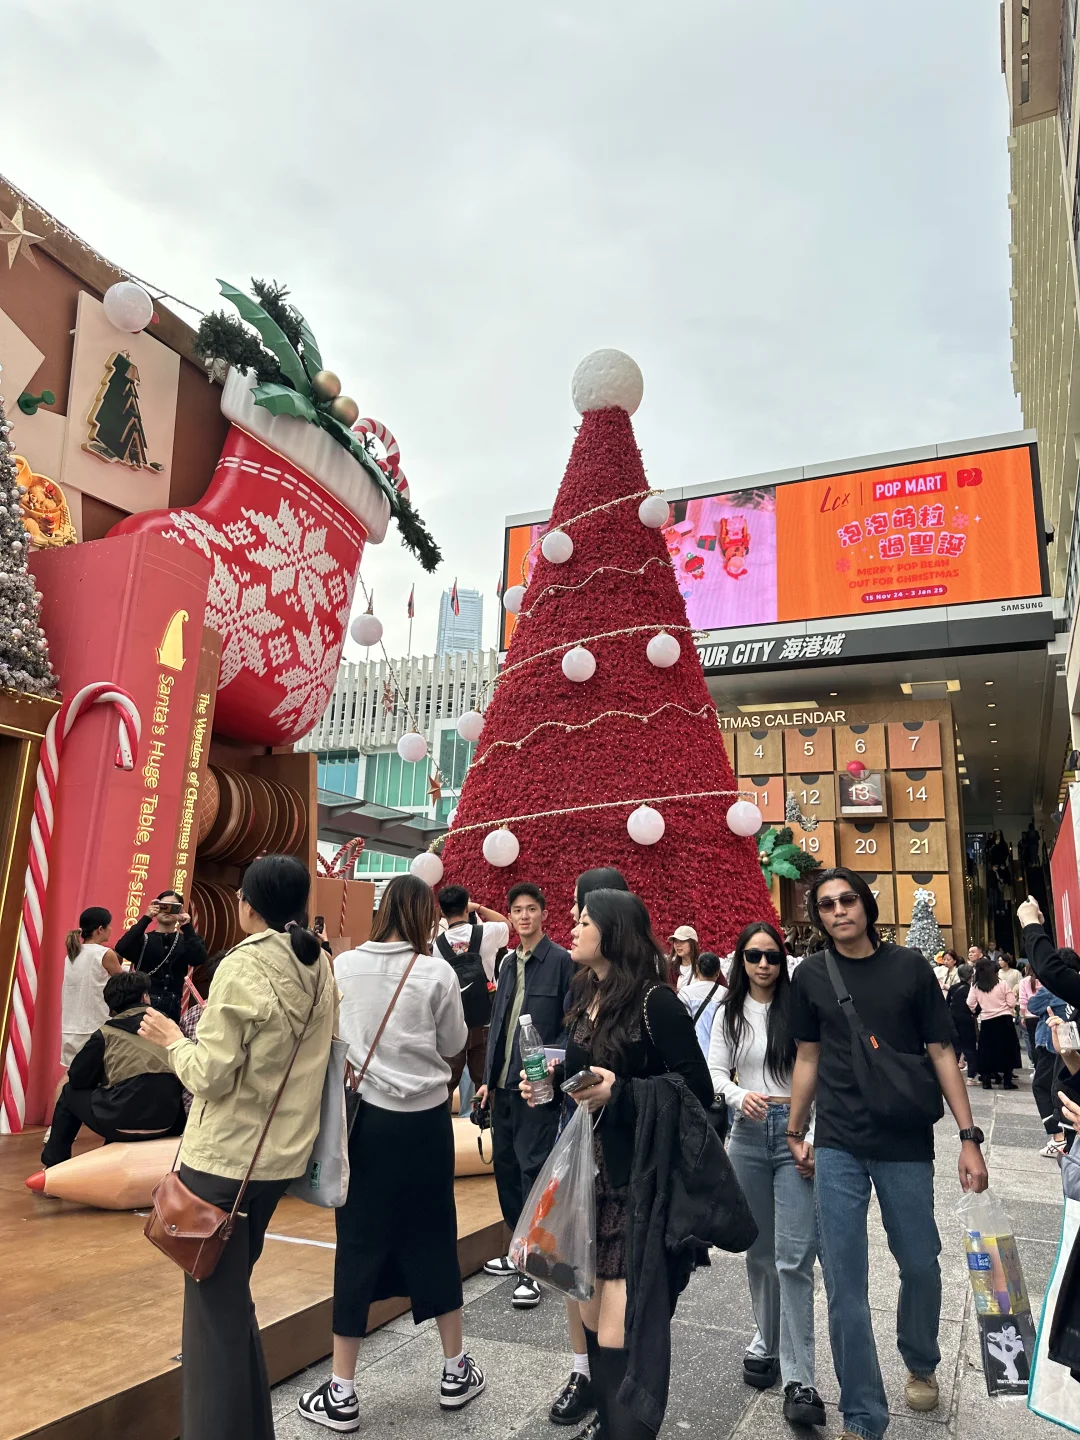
[550,1371,593,1424]
[569,1419,602,1440]
[440,1354,486,1409]
[484,1254,517,1276]
[297,1378,361,1432]
[743,1354,779,1389]
[512,1275,541,1308]
[783,1381,826,1426]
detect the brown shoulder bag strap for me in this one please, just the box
[225,968,323,1233]
[344,951,420,1093]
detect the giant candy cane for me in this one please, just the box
[0,682,141,1133]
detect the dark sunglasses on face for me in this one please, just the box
[745,948,784,966]
[816,891,860,913]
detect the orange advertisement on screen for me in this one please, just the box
[774,447,1041,622]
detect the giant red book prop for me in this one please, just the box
[439,352,776,951]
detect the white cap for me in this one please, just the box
[518,1013,531,1027]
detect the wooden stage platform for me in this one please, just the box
[0,1129,504,1440]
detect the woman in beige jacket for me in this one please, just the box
[140,854,336,1440]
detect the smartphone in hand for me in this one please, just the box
[562,1068,602,1095]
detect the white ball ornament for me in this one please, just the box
[503,585,526,614]
[541,529,574,564]
[350,613,383,647]
[410,851,444,886]
[447,807,459,827]
[571,349,644,416]
[397,730,428,763]
[103,280,155,333]
[646,631,681,668]
[561,645,596,683]
[483,827,520,867]
[638,494,670,529]
[726,800,764,837]
[456,710,484,742]
[627,805,665,846]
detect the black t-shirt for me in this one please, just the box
[790,942,954,1162]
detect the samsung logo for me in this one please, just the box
[1000,601,1043,612]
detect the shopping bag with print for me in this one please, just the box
[509,1103,596,1302]
[287,1037,350,1208]
[956,1187,1036,1397]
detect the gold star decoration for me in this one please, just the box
[0,204,43,270]
[427,770,443,805]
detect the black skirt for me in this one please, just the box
[333,1098,463,1336]
[976,1013,1022,1077]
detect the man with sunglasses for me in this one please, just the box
[787,869,987,1440]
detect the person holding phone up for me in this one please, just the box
[115,890,207,1022]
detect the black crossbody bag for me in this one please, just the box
[824,952,944,1128]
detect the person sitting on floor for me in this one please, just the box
[41,970,185,1167]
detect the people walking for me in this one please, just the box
[967,956,1021,1088]
[707,921,824,1428]
[61,906,121,1067]
[668,925,699,991]
[947,963,980,1082]
[681,951,727,1051]
[474,883,573,1311]
[524,887,722,1440]
[299,873,485,1431]
[138,854,336,1440]
[1019,965,1041,1066]
[117,891,207,1021]
[787,868,988,1440]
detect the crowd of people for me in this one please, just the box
[50,859,1040,1440]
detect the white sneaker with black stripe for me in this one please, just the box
[297,1378,360,1431]
[440,1355,486,1409]
[483,1254,517,1276]
[512,1275,541,1308]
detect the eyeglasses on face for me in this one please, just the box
[816,891,860,913]
[744,948,784,965]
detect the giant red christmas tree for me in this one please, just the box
[438,351,776,951]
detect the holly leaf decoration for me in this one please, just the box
[758,827,779,857]
[251,382,320,423]
[772,860,801,880]
[295,310,324,377]
[217,280,312,396]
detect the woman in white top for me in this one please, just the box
[60,907,121,1067]
[299,874,485,1433]
[708,921,824,1430]
[668,925,700,991]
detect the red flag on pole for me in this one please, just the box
[450,579,460,617]
[407,584,415,620]
[364,590,374,615]
[496,572,503,598]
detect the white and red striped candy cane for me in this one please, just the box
[0,682,141,1134]
[353,417,411,500]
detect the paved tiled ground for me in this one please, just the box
[271,1065,1067,1437]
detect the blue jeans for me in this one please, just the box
[814,1147,941,1440]
[727,1104,817,1386]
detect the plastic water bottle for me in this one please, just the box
[519,1014,554,1104]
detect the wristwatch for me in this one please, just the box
[958,1127,985,1145]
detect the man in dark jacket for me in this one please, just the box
[475,882,573,1309]
[114,891,207,1021]
[41,970,184,1166]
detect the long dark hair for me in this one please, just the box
[575,866,629,911]
[806,867,880,945]
[371,874,438,958]
[973,957,999,993]
[564,889,666,1069]
[66,905,112,962]
[722,921,795,1084]
[241,855,321,966]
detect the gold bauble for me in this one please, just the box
[329,394,360,427]
[311,370,342,401]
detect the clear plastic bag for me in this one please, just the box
[508,1102,597,1301]
[956,1187,1036,1396]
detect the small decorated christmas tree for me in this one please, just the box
[906,887,945,961]
[84,352,161,470]
[0,392,57,696]
[437,351,776,951]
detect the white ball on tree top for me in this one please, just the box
[571,349,644,416]
[503,584,526,614]
[541,529,574,564]
[638,494,669,529]
[351,613,383,647]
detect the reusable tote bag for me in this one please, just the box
[288,1035,351,1208]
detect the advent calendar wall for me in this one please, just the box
[719,700,966,952]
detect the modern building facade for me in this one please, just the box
[436,586,484,655]
[298,649,499,876]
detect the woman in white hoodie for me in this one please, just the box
[299,874,484,1433]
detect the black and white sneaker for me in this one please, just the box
[440,1354,486,1409]
[483,1253,517,1276]
[297,1378,361,1432]
[512,1275,541,1308]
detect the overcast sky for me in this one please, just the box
[4,0,1018,659]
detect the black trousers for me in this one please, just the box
[1033,1046,1061,1135]
[179,1165,292,1440]
[491,1086,560,1230]
[41,1084,182,1167]
[1025,1015,1039,1066]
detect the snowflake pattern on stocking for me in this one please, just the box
[206,556,285,688]
[243,499,336,620]
[270,617,341,734]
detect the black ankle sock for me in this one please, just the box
[592,1343,656,1440]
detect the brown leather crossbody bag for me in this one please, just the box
[144,984,319,1282]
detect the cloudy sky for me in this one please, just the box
[4,1,1018,658]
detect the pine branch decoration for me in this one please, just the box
[0,396,58,697]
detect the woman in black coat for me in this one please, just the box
[948,963,979,1080]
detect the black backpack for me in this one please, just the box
[436,924,492,1028]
